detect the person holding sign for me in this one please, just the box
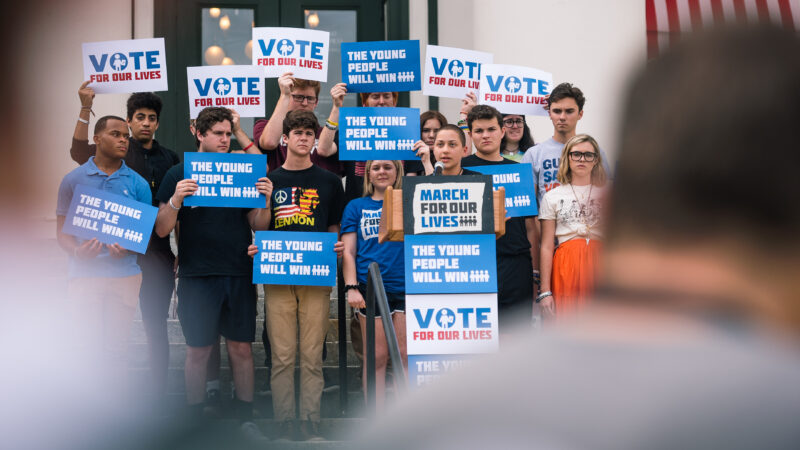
[154,107,273,427]
[262,110,345,441]
[462,105,539,332]
[537,134,608,319]
[253,72,343,175]
[57,115,152,400]
[70,85,180,406]
[342,160,406,410]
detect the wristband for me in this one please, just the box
[535,291,552,303]
[344,284,359,292]
[168,197,181,211]
[325,120,338,131]
[456,119,467,127]
[326,119,338,127]
[242,142,254,152]
[77,117,89,124]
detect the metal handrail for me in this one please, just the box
[337,266,348,416]
[365,261,407,413]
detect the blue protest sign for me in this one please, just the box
[338,107,420,161]
[469,163,538,218]
[341,40,421,92]
[252,231,337,286]
[404,234,497,294]
[408,354,477,387]
[62,184,157,254]
[183,152,267,208]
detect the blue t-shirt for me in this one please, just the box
[56,157,151,279]
[341,196,405,293]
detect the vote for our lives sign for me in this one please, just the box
[479,64,552,116]
[187,66,265,119]
[341,40,421,93]
[423,45,492,100]
[183,152,267,208]
[406,293,499,356]
[252,27,329,82]
[469,163,538,218]
[252,231,337,286]
[338,107,420,161]
[82,38,167,94]
[62,185,157,254]
[404,234,497,294]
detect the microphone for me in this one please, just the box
[433,161,445,176]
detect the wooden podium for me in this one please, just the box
[378,186,506,243]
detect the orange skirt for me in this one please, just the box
[551,238,601,317]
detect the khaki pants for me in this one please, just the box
[265,284,331,422]
[67,273,142,389]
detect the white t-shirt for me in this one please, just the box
[521,138,612,205]
[538,184,606,244]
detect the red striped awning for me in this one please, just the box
[646,0,800,58]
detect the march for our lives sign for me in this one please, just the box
[338,107,420,161]
[405,234,497,294]
[187,65,265,119]
[183,152,267,208]
[479,64,552,116]
[341,40,421,92]
[423,45,492,100]
[82,38,168,94]
[252,231,337,286]
[252,27,330,81]
[469,164,537,218]
[63,185,157,254]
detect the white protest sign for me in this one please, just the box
[406,293,499,355]
[479,64,552,115]
[187,65,265,119]
[252,27,330,81]
[82,38,168,94]
[423,45,492,99]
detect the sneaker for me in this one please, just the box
[274,420,294,442]
[298,420,325,442]
[239,421,269,443]
[202,388,222,418]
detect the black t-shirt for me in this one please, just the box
[461,155,532,256]
[156,164,254,277]
[267,164,345,232]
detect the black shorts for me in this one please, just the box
[356,283,405,318]
[176,276,256,347]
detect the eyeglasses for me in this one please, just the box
[291,94,317,104]
[569,151,597,162]
[502,118,524,128]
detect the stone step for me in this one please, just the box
[127,341,363,369]
[129,317,355,345]
[129,366,365,395]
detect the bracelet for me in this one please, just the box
[326,119,338,127]
[459,125,469,131]
[456,119,467,126]
[535,291,552,303]
[242,142,254,152]
[80,106,95,116]
[325,120,338,131]
[168,197,181,211]
[344,284,359,292]
[77,117,89,124]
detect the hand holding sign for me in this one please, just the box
[278,72,294,96]
[255,177,273,204]
[330,82,347,108]
[75,238,103,259]
[171,179,198,208]
[107,243,129,259]
[78,81,95,109]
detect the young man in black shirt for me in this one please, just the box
[462,105,539,332]
[70,83,180,406]
[262,110,345,441]
[154,107,272,425]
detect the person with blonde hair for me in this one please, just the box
[537,134,607,317]
[341,159,406,410]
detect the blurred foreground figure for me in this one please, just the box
[358,25,800,450]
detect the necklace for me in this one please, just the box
[569,183,593,243]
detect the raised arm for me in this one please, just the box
[230,108,258,154]
[259,72,294,151]
[318,82,346,157]
[71,81,97,164]
[459,91,477,155]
